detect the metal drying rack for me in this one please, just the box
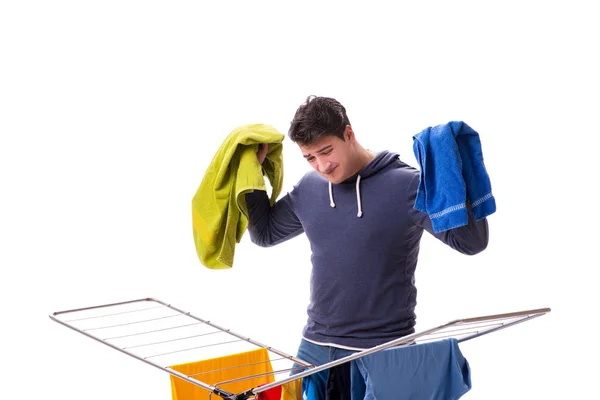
[49,298,550,399]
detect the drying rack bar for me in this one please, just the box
[50,298,550,400]
[50,298,311,399]
[247,307,550,397]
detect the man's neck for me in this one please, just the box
[350,146,375,176]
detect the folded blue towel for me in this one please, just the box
[413,121,496,233]
[354,338,472,400]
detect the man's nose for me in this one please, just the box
[317,158,331,172]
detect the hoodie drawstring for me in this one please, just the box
[329,181,336,208]
[356,175,363,218]
[328,175,363,218]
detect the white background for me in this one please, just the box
[1,1,598,399]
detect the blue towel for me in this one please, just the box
[354,339,471,400]
[413,121,496,233]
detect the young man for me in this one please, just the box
[244,96,489,389]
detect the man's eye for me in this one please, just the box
[307,157,315,162]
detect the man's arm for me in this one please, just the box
[412,203,489,255]
[245,143,304,247]
[408,174,489,255]
[245,190,304,247]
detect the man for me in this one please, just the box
[244,96,488,393]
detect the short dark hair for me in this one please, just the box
[288,96,351,146]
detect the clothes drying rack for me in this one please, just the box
[49,298,550,400]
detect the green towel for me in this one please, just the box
[192,124,284,269]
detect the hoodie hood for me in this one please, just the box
[329,150,400,217]
[340,150,400,183]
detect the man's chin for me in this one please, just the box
[325,176,343,184]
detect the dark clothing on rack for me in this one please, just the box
[326,363,352,400]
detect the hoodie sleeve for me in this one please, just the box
[408,174,489,255]
[244,188,304,247]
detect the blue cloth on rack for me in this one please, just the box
[354,338,472,400]
[412,121,496,233]
[302,372,324,400]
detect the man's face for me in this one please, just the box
[299,132,354,184]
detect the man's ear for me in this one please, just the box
[344,125,355,141]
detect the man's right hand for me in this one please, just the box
[257,143,268,164]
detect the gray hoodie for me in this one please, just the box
[244,150,488,349]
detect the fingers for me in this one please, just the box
[257,143,269,164]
